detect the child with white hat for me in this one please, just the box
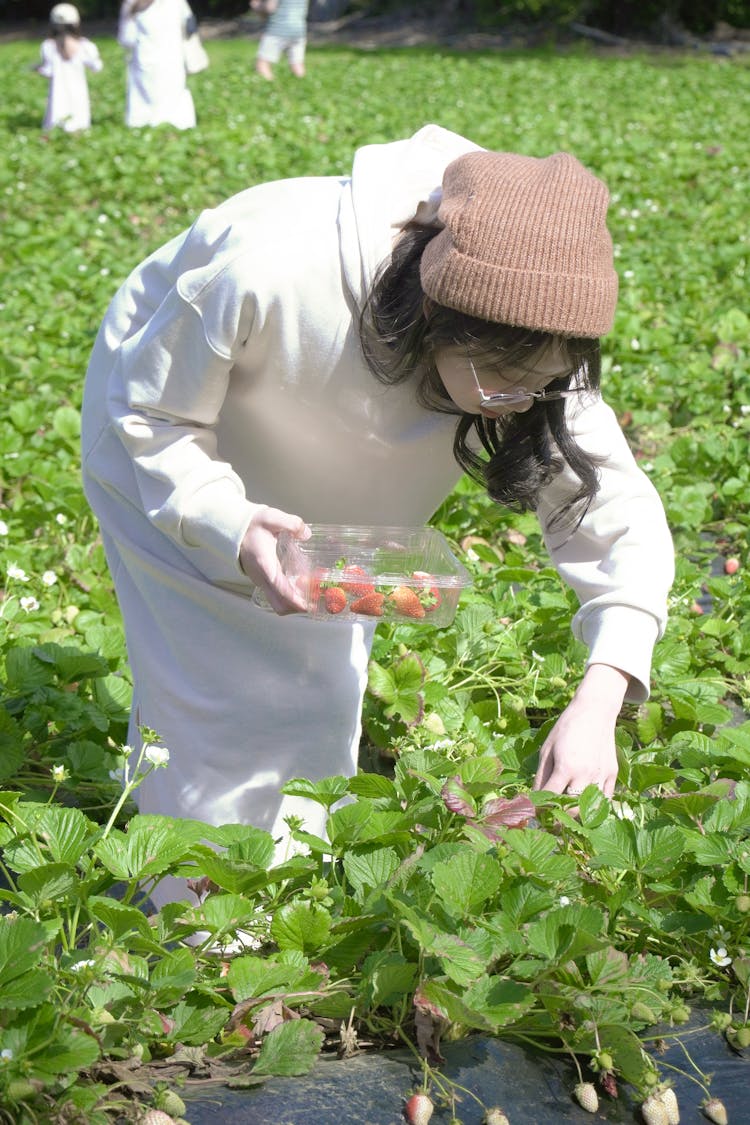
[35,4,103,132]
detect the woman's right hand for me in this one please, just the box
[239,505,311,614]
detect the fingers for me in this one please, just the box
[254,505,311,540]
[534,766,617,799]
[241,507,312,615]
[534,748,615,799]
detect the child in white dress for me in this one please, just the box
[118,0,197,129]
[36,4,103,133]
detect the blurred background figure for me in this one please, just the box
[35,3,103,132]
[118,0,197,129]
[252,0,310,80]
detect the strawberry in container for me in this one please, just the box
[254,524,472,627]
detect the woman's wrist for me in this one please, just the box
[573,663,630,717]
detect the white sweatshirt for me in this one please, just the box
[81,125,674,892]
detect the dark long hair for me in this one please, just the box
[359,223,604,531]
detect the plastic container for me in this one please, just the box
[253,524,472,627]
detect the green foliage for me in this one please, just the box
[1,29,749,1124]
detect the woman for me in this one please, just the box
[81,125,674,906]
[118,0,196,129]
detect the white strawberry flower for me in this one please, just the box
[611,799,636,821]
[42,570,58,586]
[710,946,732,967]
[20,596,40,613]
[51,764,69,783]
[144,744,170,768]
[7,563,28,581]
[0,520,8,536]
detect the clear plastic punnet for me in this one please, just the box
[253,524,472,626]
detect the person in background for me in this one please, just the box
[35,3,103,133]
[80,125,674,908]
[118,0,196,129]
[253,0,310,80]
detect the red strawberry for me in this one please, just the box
[340,565,375,597]
[412,571,442,611]
[389,585,426,619]
[350,591,385,616]
[724,557,740,575]
[403,1092,434,1125]
[323,586,347,614]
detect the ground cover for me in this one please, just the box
[0,32,749,1125]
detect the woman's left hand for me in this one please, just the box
[533,663,630,799]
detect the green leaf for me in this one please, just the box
[0,708,25,781]
[525,905,607,963]
[166,993,230,1045]
[586,820,638,871]
[462,975,534,1027]
[599,1025,651,1087]
[271,902,332,955]
[3,646,56,691]
[252,1018,324,1077]
[0,916,48,986]
[0,969,55,1010]
[635,826,685,876]
[326,800,374,846]
[29,1026,100,1076]
[200,892,258,935]
[17,862,79,907]
[88,896,154,942]
[367,653,425,725]
[428,931,485,986]
[430,851,503,917]
[347,773,398,800]
[360,952,417,1007]
[343,846,400,899]
[52,405,81,443]
[226,955,322,1003]
[149,947,197,1004]
[37,805,97,865]
[280,775,349,809]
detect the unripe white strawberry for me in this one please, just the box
[483,1109,511,1125]
[702,1097,728,1125]
[404,1092,434,1125]
[641,1093,669,1125]
[573,1082,599,1113]
[660,1086,680,1124]
[139,1112,176,1125]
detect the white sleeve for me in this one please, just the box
[83,40,104,73]
[536,395,675,702]
[117,5,137,49]
[38,41,54,78]
[109,268,262,574]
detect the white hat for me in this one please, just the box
[50,3,80,25]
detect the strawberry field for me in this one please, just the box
[1,29,749,1125]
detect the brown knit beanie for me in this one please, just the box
[420,149,618,338]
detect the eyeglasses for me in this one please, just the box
[468,358,581,407]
